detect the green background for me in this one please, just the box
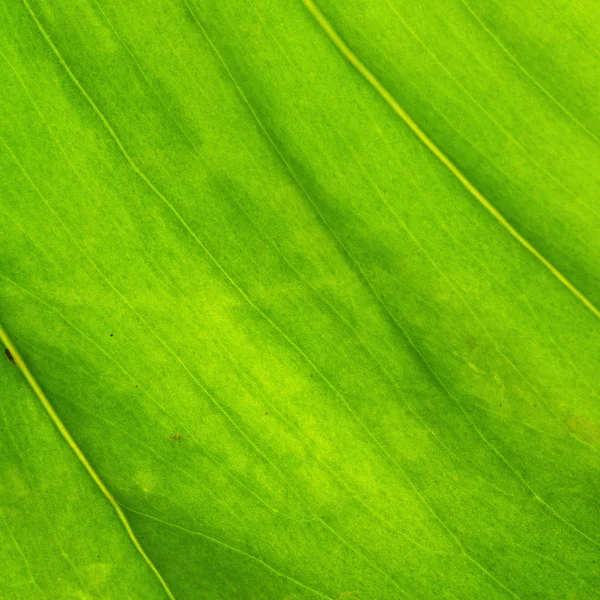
[1,0,599,598]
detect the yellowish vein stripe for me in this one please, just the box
[302,0,600,320]
[0,326,176,600]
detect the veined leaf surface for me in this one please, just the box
[1,0,599,598]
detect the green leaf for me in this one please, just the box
[1,0,599,598]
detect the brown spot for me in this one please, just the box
[466,334,477,349]
[4,348,15,365]
[565,415,600,442]
[171,434,181,441]
[264,412,269,416]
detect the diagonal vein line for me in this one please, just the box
[0,326,176,600]
[121,505,334,600]
[18,4,414,587]
[458,0,600,146]
[0,401,87,588]
[302,0,600,320]
[383,0,595,213]
[178,6,522,597]
[0,512,48,599]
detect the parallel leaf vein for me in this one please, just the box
[302,0,600,320]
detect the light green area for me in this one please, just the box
[0,0,599,598]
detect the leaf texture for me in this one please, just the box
[1,1,599,598]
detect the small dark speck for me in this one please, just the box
[309,373,313,379]
[466,334,477,349]
[4,348,15,364]
[171,434,181,441]
[264,412,269,415]
[110,333,114,337]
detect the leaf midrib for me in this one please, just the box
[302,0,600,320]
[0,325,176,600]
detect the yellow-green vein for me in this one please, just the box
[301,0,600,320]
[0,326,176,600]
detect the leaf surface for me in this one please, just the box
[0,1,599,598]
